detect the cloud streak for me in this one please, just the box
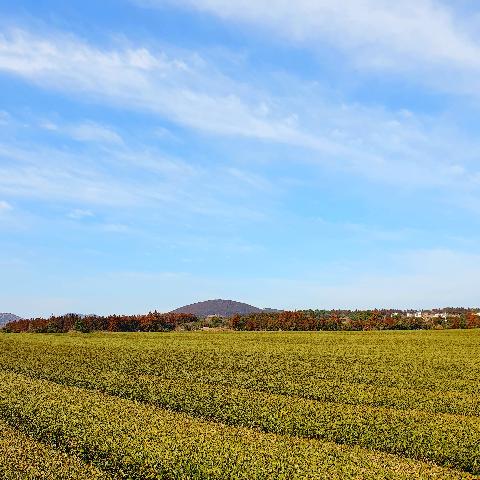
[40,120,123,145]
[142,0,480,94]
[0,28,319,145]
[0,126,273,223]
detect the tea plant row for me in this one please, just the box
[0,371,472,480]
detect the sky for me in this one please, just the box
[1,0,480,316]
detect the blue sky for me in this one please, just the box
[1,0,480,316]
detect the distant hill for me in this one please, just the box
[0,313,22,327]
[171,299,266,317]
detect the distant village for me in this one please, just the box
[393,309,480,319]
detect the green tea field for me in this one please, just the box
[0,330,479,479]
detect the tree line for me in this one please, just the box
[229,309,480,331]
[3,309,480,333]
[2,312,198,333]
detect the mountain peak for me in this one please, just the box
[170,299,263,317]
[0,313,22,327]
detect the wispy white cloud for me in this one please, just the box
[225,167,273,191]
[40,120,123,144]
[0,200,13,212]
[0,28,319,145]
[0,130,273,221]
[143,0,480,94]
[0,146,140,207]
[67,209,94,220]
[153,126,178,141]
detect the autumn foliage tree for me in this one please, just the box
[2,312,198,333]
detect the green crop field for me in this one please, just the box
[0,330,479,479]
